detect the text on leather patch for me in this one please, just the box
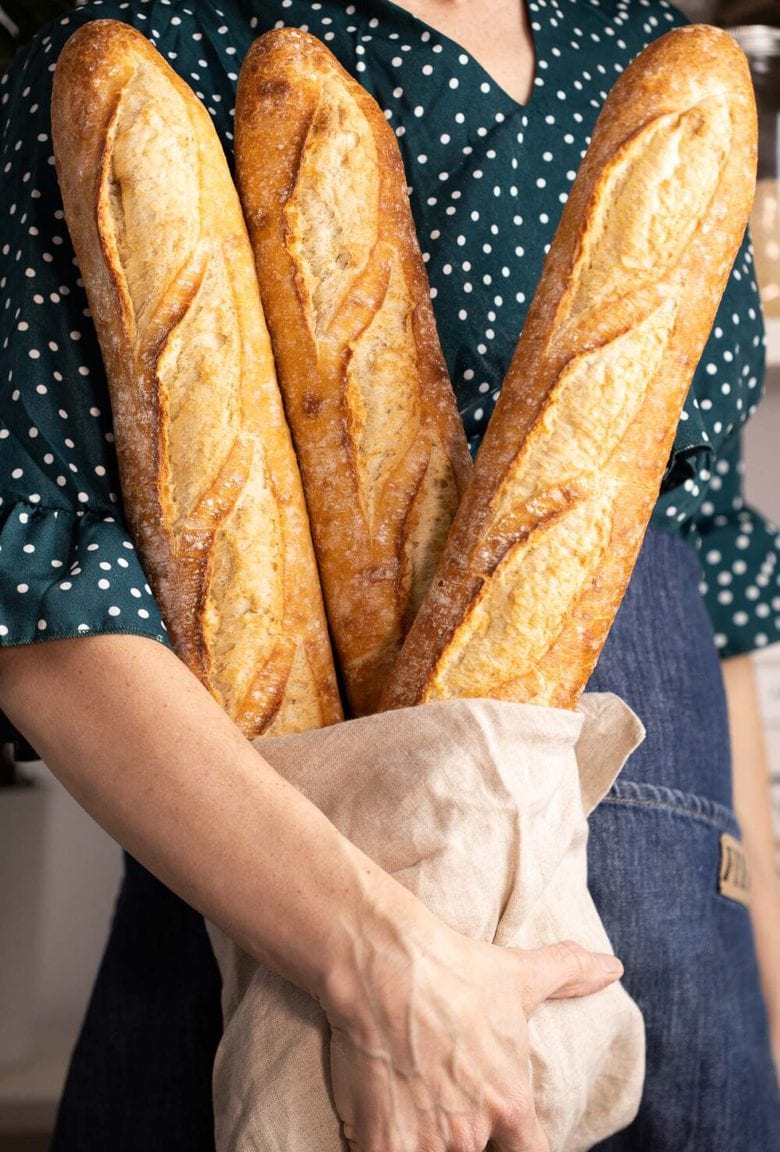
[719,832,751,908]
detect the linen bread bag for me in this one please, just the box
[210,693,646,1152]
[51,16,757,1152]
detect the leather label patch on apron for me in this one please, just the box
[718,832,751,908]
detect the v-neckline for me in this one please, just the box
[366,0,546,114]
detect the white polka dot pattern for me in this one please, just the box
[0,0,775,661]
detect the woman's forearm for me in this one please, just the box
[0,633,423,1005]
[722,651,780,1071]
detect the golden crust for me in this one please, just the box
[380,25,757,712]
[52,19,342,736]
[235,29,471,717]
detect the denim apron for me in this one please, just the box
[587,528,780,1150]
[51,528,779,1151]
[49,852,222,1152]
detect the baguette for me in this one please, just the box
[235,29,472,718]
[380,25,757,712]
[51,19,342,737]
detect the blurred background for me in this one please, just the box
[0,0,778,1148]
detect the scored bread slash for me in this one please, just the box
[51,19,343,737]
[380,24,758,713]
[235,28,472,718]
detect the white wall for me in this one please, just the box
[32,769,123,1037]
[745,368,780,527]
[0,762,122,1052]
[0,766,122,1131]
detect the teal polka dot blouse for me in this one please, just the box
[0,0,777,659]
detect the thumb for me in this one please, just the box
[517,939,624,1015]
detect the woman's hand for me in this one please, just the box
[723,652,780,1082]
[325,914,624,1152]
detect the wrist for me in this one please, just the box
[317,864,449,1035]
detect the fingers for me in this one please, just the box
[489,1103,551,1152]
[518,939,624,1015]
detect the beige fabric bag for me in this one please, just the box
[208,693,645,1152]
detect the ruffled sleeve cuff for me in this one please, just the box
[691,501,780,658]
[0,500,171,648]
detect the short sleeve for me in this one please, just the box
[688,430,780,657]
[0,13,170,649]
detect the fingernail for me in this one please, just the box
[598,954,623,976]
